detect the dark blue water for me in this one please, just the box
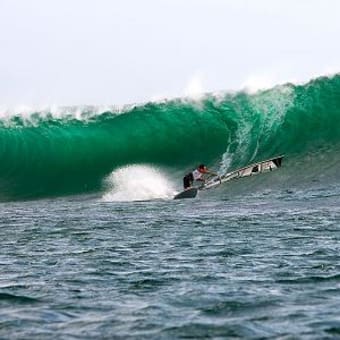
[1,187,340,339]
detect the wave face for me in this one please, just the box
[1,74,340,201]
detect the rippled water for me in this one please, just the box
[1,192,340,339]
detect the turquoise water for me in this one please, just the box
[0,74,340,200]
[1,74,340,338]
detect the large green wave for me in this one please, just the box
[0,74,340,201]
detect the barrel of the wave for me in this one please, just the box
[0,101,230,200]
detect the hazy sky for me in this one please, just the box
[1,0,340,106]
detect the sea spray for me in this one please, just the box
[0,74,340,201]
[102,165,176,202]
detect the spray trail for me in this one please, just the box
[102,165,176,202]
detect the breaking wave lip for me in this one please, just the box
[0,73,339,202]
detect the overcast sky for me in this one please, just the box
[1,0,340,106]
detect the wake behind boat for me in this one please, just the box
[173,155,283,199]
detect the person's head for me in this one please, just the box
[198,164,207,173]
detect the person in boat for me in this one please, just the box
[183,164,217,189]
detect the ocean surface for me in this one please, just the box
[1,74,340,338]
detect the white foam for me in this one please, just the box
[241,75,277,93]
[0,104,127,124]
[184,73,205,99]
[219,83,295,175]
[102,165,176,202]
